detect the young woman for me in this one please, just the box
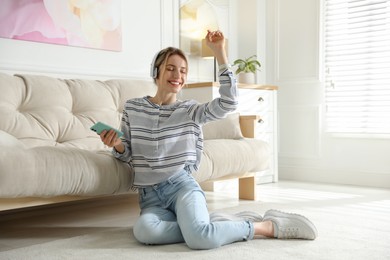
[100,30,317,249]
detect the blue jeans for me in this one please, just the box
[133,169,255,250]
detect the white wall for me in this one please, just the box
[235,0,267,84]
[0,0,241,83]
[0,0,179,80]
[266,0,390,188]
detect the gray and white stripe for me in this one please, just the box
[112,68,238,186]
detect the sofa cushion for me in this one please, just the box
[0,130,26,149]
[193,138,270,182]
[0,73,156,149]
[0,138,269,198]
[0,146,134,197]
[202,112,243,140]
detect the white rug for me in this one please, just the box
[0,183,390,260]
[2,197,390,260]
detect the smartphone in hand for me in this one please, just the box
[90,122,124,138]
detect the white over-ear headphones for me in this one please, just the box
[150,51,160,78]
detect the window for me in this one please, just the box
[324,0,390,134]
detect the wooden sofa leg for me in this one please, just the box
[239,176,256,200]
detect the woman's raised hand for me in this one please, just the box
[204,30,228,66]
[205,30,225,51]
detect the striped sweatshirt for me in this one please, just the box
[112,68,238,186]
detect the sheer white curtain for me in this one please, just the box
[324,0,390,134]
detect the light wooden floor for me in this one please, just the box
[1,180,390,251]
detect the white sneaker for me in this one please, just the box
[263,209,318,240]
[210,211,263,222]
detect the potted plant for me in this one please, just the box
[232,55,261,84]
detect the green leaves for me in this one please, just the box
[232,55,261,74]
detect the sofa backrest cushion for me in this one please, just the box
[202,112,244,140]
[0,73,156,149]
[0,130,27,149]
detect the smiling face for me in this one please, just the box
[155,54,188,95]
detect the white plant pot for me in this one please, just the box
[238,73,255,84]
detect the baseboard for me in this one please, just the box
[279,165,390,189]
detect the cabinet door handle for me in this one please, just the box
[258,119,264,124]
[258,97,264,102]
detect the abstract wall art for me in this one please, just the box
[0,0,122,51]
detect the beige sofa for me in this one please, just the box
[0,72,270,211]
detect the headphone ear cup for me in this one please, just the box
[150,51,160,78]
[152,67,158,78]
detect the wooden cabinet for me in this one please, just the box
[181,82,278,184]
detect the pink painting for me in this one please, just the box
[0,0,122,51]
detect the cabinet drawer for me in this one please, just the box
[238,89,274,115]
[254,111,274,133]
